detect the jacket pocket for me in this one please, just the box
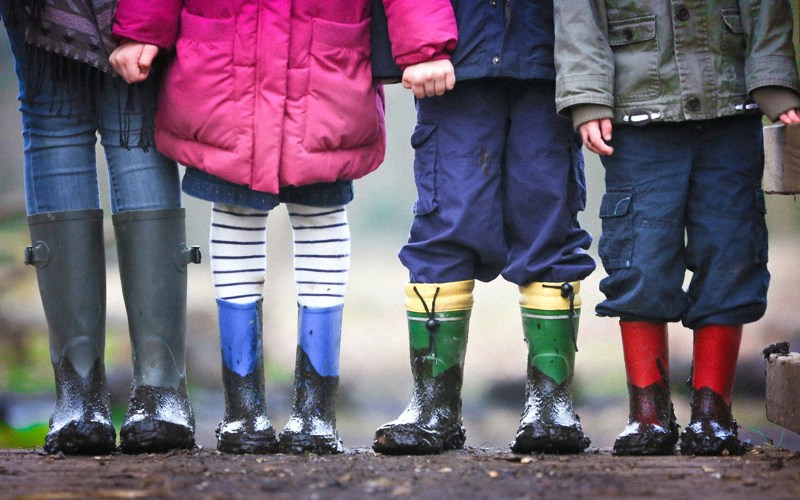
[410,123,439,215]
[158,10,237,150]
[598,191,633,269]
[719,9,747,96]
[753,188,768,264]
[304,17,380,153]
[608,15,660,103]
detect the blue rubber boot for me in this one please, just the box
[279,304,344,454]
[216,298,277,454]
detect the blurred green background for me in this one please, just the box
[2,10,800,452]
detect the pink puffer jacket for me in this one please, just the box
[113,0,457,194]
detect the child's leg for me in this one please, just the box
[113,209,199,453]
[278,203,350,454]
[512,281,591,454]
[210,203,277,454]
[373,281,473,455]
[377,81,507,454]
[13,43,114,454]
[679,115,764,456]
[502,81,594,454]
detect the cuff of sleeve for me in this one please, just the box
[751,87,800,122]
[570,104,614,132]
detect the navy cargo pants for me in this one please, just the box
[399,78,595,286]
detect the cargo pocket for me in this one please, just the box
[411,123,438,215]
[608,15,660,103]
[753,188,768,264]
[304,17,379,152]
[599,191,633,269]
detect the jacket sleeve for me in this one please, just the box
[382,0,457,69]
[553,0,616,117]
[740,0,800,93]
[112,0,183,49]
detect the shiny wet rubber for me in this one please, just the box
[279,347,342,454]
[613,383,679,455]
[680,387,743,456]
[120,383,195,453]
[511,365,590,454]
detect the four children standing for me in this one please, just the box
[3,0,800,455]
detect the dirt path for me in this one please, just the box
[1,446,798,499]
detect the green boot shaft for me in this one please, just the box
[113,208,200,389]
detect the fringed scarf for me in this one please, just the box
[6,0,158,149]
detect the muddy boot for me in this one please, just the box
[511,281,590,454]
[373,281,473,455]
[680,324,744,456]
[613,321,679,456]
[216,298,278,454]
[114,209,200,453]
[25,210,116,455]
[279,304,344,454]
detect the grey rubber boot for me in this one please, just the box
[113,208,201,454]
[25,209,116,455]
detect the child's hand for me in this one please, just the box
[109,42,160,84]
[579,118,615,156]
[402,60,456,99]
[779,108,800,124]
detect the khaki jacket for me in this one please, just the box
[554,0,800,125]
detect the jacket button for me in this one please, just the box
[492,56,500,64]
[490,0,497,5]
[622,28,634,41]
[676,6,690,21]
[687,97,701,111]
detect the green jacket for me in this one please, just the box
[554,0,800,127]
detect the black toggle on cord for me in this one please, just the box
[412,286,441,355]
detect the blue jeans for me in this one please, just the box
[596,115,769,329]
[2,8,180,216]
[399,78,595,285]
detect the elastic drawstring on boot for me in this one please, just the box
[413,286,441,358]
[543,282,578,352]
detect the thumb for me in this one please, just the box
[138,45,159,76]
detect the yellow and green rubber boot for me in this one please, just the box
[511,281,590,454]
[373,281,473,455]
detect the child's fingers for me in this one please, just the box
[137,44,160,76]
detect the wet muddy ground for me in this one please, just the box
[1,445,798,499]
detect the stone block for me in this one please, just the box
[765,352,800,434]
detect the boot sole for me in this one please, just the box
[278,431,343,455]
[45,420,116,455]
[372,423,465,455]
[217,428,279,454]
[120,420,195,454]
[511,422,590,454]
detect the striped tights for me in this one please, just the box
[210,202,350,308]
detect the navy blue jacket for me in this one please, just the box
[371,0,556,81]
[450,0,556,81]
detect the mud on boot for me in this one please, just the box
[120,384,195,454]
[511,281,589,454]
[216,366,278,454]
[679,387,743,456]
[216,299,278,454]
[45,358,116,455]
[612,384,679,456]
[511,366,590,454]
[279,305,345,455]
[277,350,343,454]
[26,210,116,455]
[373,362,467,455]
[373,281,472,455]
